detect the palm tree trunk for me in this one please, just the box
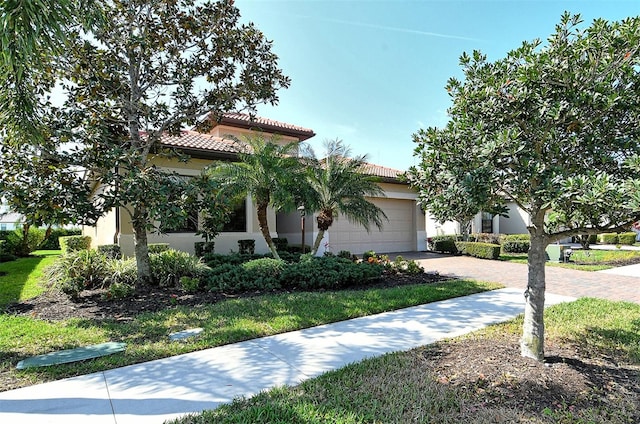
[257,202,280,260]
[311,230,325,256]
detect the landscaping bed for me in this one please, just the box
[4,271,449,322]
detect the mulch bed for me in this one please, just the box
[3,271,449,322]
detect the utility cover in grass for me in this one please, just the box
[169,328,204,341]
[16,342,127,369]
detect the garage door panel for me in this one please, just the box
[327,199,416,254]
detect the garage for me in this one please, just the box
[327,198,417,255]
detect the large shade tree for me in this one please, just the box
[1,0,290,282]
[305,140,387,255]
[407,13,640,361]
[207,136,304,260]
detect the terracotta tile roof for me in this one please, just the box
[213,112,316,141]
[361,162,405,181]
[159,131,240,155]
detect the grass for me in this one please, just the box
[168,298,640,424]
[1,279,501,389]
[500,248,640,271]
[0,250,61,307]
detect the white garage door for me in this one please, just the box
[328,198,415,255]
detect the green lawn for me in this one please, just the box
[0,250,61,307]
[500,248,640,271]
[168,298,640,424]
[1,279,501,390]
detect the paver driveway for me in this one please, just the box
[398,252,640,304]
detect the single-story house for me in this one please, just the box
[84,114,426,256]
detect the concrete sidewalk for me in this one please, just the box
[0,288,574,424]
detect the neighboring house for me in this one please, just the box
[425,201,531,239]
[85,114,426,256]
[0,212,22,231]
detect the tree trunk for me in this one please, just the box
[521,219,548,361]
[256,202,280,260]
[132,209,152,284]
[311,229,325,255]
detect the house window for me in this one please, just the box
[481,212,493,233]
[0,223,6,231]
[223,199,247,232]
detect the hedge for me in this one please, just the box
[618,232,637,245]
[455,242,501,259]
[471,233,501,244]
[148,243,170,253]
[432,238,457,254]
[598,233,618,244]
[59,235,91,254]
[500,234,531,253]
[40,228,82,249]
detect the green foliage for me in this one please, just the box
[598,233,619,244]
[148,243,170,254]
[337,250,353,260]
[44,250,109,297]
[455,242,501,259]
[237,239,255,255]
[97,244,122,260]
[40,228,82,250]
[304,140,388,255]
[389,255,424,275]
[194,242,215,258]
[272,238,288,251]
[59,235,91,255]
[363,250,377,261]
[5,226,46,256]
[280,257,383,291]
[500,235,531,253]
[430,236,458,254]
[179,276,201,293]
[208,136,304,260]
[471,233,500,244]
[103,258,138,287]
[103,282,135,301]
[617,232,637,245]
[149,249,209,287]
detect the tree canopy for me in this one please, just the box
[407,13,640,361]
[1,0,290,282]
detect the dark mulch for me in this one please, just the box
[3,271,449,322]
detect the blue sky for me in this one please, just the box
[235,0,639,171]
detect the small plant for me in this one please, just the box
[337,250,352,260]
[148,243,170,254]
[97,244,122,260]
[238,239,255,254]
[363,250,377,262]
[150,249,209,287]
[194,241,215,258]
[180,276,201,293]
[102,281,135,300]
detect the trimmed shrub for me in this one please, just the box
[59,235,91,255]
[150,249,209,287]
[40,228,82,249]
[280,257,383,291]
[238,239,255,254]
[148,243,170,254]
[272,238,288,251]
[98,244,122,260]
[618,232,637,245]
[194,241,215,258]
[204,253,264,268]
[455,242,501,260]
[431,238,457,254]
[337,250,352,260]
[500,235,530,253]
[598,233,618,244]
[472,233,500,245]
[102,282,135,301]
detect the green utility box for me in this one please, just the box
[545,244,571,262]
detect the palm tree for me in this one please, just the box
[305,139,388,255]
[207,135,303,260]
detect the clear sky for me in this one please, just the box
[234,0,639,171]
